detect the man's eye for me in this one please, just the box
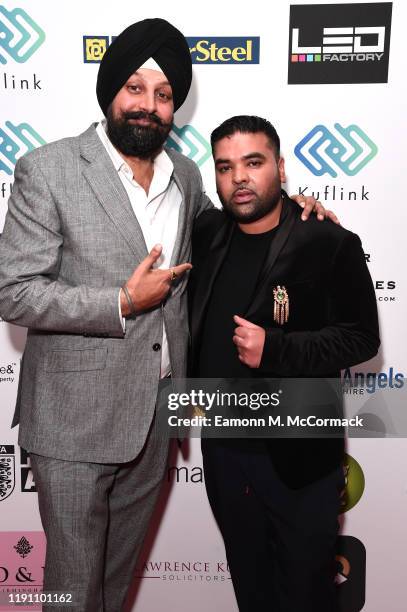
[127,85,141,93]
[156,91,172,102]
[217,166,230,173]
[248,160,261,167]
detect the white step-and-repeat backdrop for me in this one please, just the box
[1,1,406,610]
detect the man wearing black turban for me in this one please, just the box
[0,17,202,611]
[0,17,330,612]
[97,18,192,116]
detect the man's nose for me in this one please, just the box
[232,166,249,185]
[138,90,157,114]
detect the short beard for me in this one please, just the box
[220,185,282,224]
[106,106,172,160]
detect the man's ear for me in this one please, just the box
[278,156,286,183]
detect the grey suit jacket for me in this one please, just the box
[0,124,212,463]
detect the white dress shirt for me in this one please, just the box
[96,120,181,377]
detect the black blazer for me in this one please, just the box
[189,195,380,488]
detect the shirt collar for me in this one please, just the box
[95,120,174,181]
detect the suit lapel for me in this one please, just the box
[80,125,148,262]
[245,197,297,319]
[191,218,235,346]
[169,171,188,268]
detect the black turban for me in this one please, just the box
[96,18,192,115]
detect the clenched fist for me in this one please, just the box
[232,315,266,368]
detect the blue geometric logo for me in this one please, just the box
[0,122,46,175]
[294,124,378,177]
[167,124,211,167]
[0,5,45,64]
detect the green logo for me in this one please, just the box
[0,121,46,175]
[0,6,45,64]
[295,123,378,177]
[340,454,365,514]
[167,124,211,167]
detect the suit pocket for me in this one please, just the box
[45,347,108,373]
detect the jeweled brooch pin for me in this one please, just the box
[273,285,289,325]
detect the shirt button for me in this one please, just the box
[153,343,161,351]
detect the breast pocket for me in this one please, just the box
[275,279,323,329]
[45,347,108,373]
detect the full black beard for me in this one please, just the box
[106,106,172,159]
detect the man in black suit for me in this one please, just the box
[188,116,379,612]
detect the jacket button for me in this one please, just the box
[153,343,161,351]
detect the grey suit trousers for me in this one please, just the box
[30,413,169,612]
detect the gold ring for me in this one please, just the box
[170,269,177,282]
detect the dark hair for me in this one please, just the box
[211,115,280,157]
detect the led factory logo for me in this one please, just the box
[291,26,385,62]
[288,3,393,84]
[294,124,377,178]
[0,5,45,64]
[0,121,45,175]
[167,124,211,167]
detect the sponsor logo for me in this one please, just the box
[297,184,370,202]
[1,72,42,91]
[342,367,404,394]
[0,5,45,64]
[0,531,45,610]
[288,3,393,84]
[0,122,45,175]
[0,445,15,502]
[167,464,203,484]
[135,559,230,582]
[83,35,110,63]
[294,124,377,178]
[335,536,366,611]
[83,35,260,64]
[343,367,405,437]
[20,449,36,493]
[340,454,365,513]
[186,37,260,63]
[14,536,33,559]
[0,361,16,382]
[375,280,397,302]
[167,124,211,167]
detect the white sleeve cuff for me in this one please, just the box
[118,289,126,333]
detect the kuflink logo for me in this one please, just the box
[167,124,211,168]
[0,121,45,175]
[0,5,45,64]
[294,124,378,178]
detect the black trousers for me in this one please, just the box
[201,439,344,612]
